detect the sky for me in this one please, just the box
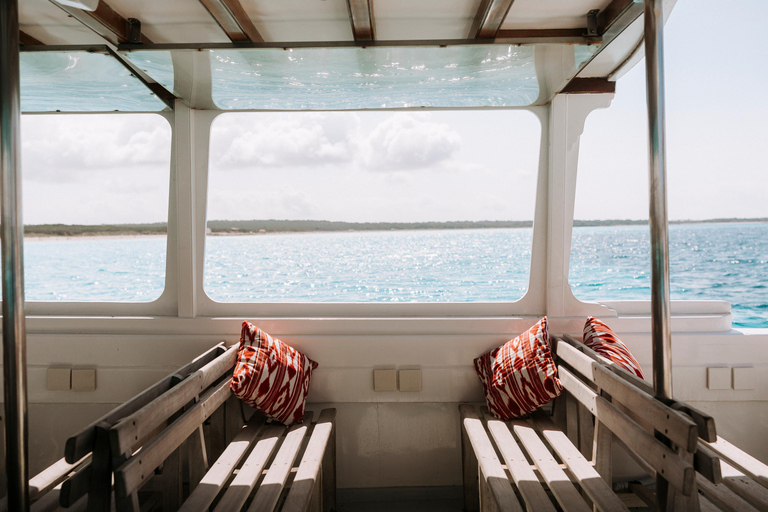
[19,0,768,225]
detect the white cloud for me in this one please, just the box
[212,112,360,169]
[361,113,461,171]
[21,114,171,182]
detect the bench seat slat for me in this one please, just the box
[720,461,768,512]
[556,340,698,453]
[482,412,557,512]
[697,472,761,512]
[282,409,337,512]
[703,437,768,490]
[459,405,524,512]
[248,412,315,512]
[114,378,233,498]
[509,418,591,512]
[530,412,630,512]
[177,413,268,512]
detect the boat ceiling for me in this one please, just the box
[17,0,677,112]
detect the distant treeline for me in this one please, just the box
[24,217,768,237]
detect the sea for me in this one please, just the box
[23,222,768,328]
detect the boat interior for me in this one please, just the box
[1,0,767,510]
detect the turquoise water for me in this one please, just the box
[22,223,768,328]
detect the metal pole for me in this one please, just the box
[0,0,30,510]
[644,1,674,510]
[644,0,673,402]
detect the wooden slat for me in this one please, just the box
[212,422,286,512]
[700,495,724,512]
[470,0,516,39]
[248,412,315,512]
[560,335,717,443]
[577,402,594,459]
[531,412,630,512]
[482,413,557,512]
[114,379,233,498]
[111,345,237,456]
[321,416,336,512]
[558,366,695,496]
[592,391,613,485]
[720,461,768,512]
[697,443,724,485]
[198,0,263,43]
[283,409,337,512]
[703,437,768,489]
[346,0,374,41]
[629,481,657,510]
[19,31,44,46]
[557,339,698,452]
[51,0,152,45]
[698,473,761,512]
[178,413,267,512]
[65,343,225,463]
[509,418,591,512]
[459,405,524,512]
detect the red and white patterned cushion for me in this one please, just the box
[473,317,562,420]
[230,321,318,426]
[582,317,645,379]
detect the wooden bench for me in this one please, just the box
[460,334,768,512]
[12,342,336,512]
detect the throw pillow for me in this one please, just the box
[582,317,645,379]
[230,321,318,425]
[473,317,562,420]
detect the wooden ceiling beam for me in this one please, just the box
[51,0,152,45]
[20,31,44,46]
[198,0,263,43]
[346,0,374,42]
[470,0,516,39]
[561,78,616,94]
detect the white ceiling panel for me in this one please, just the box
[503,0,612,30]
[374,0,482,40]
[107,0,231,43]
[240,0,353,42]
[19,0,103,45]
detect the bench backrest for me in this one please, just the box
[553,335,702,499]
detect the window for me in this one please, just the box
[204,110,541,302]
[22,114,171,301]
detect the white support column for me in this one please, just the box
[169,102,216,318]
[545,93,615,329]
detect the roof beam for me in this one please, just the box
[19,31,44,46]
[561,78,616,94]
[198,0,263,43]
[469,0,516,39]
[346,0,374,42]
[51,0,152,45]
[558,0,644,93]
[495,28,599,44]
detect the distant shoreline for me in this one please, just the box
[23,218,768,238]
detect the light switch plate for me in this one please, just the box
[373,369,397,392]
[733,367,755,390]
[72,368,96,392]
[707,367,730,390]
[47,368,71,391]
[398,369,422,392]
